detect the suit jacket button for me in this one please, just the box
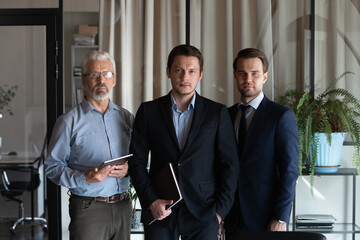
[178,163,181,167]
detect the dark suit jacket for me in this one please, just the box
[225,96,299,231]
[129,92,239,224]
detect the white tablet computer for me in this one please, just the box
[99,154,133,168]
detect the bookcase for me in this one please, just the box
[292,168,359,240]
[71,45,98,106]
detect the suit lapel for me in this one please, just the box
[182,93,207,153]
[228,104,238,125]
[230,97,271,161]
[245,96,271,144]
[159,93,179,148]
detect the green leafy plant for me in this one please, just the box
[0,84,18,117]
[128,180,138,211]
[276,72,360,189]
[128,180,142,229]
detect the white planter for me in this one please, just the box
[131,209,141,229]
[309,132,347,173]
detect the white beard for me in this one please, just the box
[85,85,113,101]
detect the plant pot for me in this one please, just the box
[309,132,347,173]
[131,209,141,229]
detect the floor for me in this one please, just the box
[0,218,48,240]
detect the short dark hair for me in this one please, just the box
[233,48,269,73]
[167,44,204,73]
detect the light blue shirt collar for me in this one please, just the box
[81,98,120,114]
[238,91,264,110]
[170,93,196,112]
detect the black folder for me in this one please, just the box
[145,162,182,225]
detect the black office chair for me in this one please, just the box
[229,231,327,240]
[0,138,48,234]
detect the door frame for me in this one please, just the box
[0,5,63,240]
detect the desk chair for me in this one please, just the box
[229,231,326,240]
[0,138,48,234]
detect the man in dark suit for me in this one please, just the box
[224,48,299,238]
[129,44,239,240]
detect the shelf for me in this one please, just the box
[71,44,99,106]
[292,223,360,234]
[72,45,98,49]
[301,168,358,176]
[292,167,358,239]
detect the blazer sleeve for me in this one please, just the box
[273,109,299,222]
[215,105,240,219]
[128,103,159,209]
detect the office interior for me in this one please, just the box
[0,0,359,240]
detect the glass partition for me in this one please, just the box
[0,26,46,155]
[0,25,47,218]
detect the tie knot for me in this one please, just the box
[240,105,251,115]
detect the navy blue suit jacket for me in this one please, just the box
[225,96,299,231]
[129,92,239,224]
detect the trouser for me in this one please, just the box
[68,193,132,240]
[144,202,219,240]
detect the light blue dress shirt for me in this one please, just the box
[171,94,196,151]
[45,99,134,197]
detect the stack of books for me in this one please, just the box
[73,66,81,77]
[296,214,336,229]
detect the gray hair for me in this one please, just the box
[81,50,116,76]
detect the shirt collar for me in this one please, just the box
[238,91,264,110]
[80,98,119,114]
[171,93,196,112]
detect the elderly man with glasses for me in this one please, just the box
[45,50,134,240]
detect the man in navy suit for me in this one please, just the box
[129,44,239,240]
[224,48,299,238]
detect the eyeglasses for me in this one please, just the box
[83,71,114,79]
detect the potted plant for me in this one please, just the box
[276,72,360,190]
[0,84,18,118]
[128,180,141,229]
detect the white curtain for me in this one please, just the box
[99,0,185,114]
[315,0,360,98]
[99,0,360,113]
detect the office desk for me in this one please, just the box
[0,154,41,223]
[0,155,39,166]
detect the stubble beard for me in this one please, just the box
[240,88,261,103]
